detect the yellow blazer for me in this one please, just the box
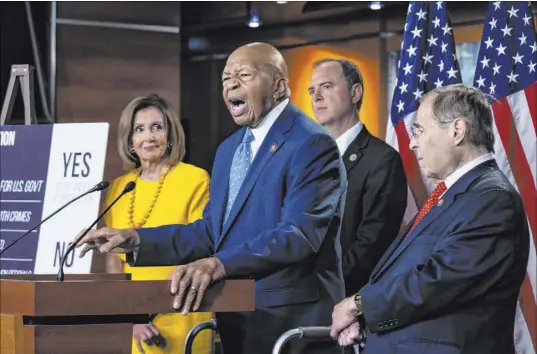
[104,162,213,354]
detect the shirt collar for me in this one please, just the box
[250,98,289,143]
[336,121,363,156]
[444,152,494,190]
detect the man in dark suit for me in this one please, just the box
[309,59,407,296]
[330,84,530,354]
[77,42,346,354]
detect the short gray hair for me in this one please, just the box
[313,58,364,112]
[423,84,495,152]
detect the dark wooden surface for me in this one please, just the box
[0,273,130,281]
[55,1,183,275]
[1,276,252,353]
[32,323,133,354]
[1,315,133,354]
[1,278,255,316]
[57,1,180,27]
[56,23,181,185]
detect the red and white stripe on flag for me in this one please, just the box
[473,2,536,352]
[387,2,536,352]
[492,84,537,354]
[386,1,462,224]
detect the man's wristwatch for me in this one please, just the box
[354,292,364,316]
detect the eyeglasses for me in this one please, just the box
[411,120,454,139]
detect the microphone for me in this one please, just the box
[57,181,136,281]
[0,181,109,256]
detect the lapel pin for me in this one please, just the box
[437,199,444,206]
[349,154,357,161]
[270,144,277,152]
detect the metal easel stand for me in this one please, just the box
[0,64,38,125]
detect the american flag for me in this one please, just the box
[386,1,461,223]
[473,2,537,353]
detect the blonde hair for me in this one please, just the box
[117,94,186,171]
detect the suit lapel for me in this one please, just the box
[342,125,370,174]
[370,215,416,280]
[371,159,498,280]
[215,103,298,250]
[375,194,453,277]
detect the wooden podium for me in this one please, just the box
[0,274,254,354]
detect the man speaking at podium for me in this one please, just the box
[76,42,346,354]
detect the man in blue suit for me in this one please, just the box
[77,42,346,354]
[330,84,529,354]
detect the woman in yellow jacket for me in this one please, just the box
[103,94,213,354]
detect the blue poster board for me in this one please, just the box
[0,123,108,274]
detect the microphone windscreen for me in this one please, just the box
[123,181,136,193]
[95,181,110,191]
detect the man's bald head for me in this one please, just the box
[222,42,290,128]
[229,42,289,79]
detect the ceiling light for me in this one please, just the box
[369,1,383,10]
[248,10,261,28]
[188,37,209,51]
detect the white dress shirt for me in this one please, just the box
[444,152,494,190]
[335,121,363,156]
[249,98,289,161]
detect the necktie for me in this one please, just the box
[224,130,255,224]
[406,181,447,236]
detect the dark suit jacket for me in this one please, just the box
[129,103,346,354]
[359,160,529,354]
[340,125,407,296]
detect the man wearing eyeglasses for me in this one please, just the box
[330,84,529,354]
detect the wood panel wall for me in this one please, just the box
[54,2,181,272]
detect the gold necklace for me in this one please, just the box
[127,164,171,228]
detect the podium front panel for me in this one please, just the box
[1,278,255,316]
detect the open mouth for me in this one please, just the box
[228,98,247,116]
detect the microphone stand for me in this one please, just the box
[57,182,135,281]
[0,181,109,256]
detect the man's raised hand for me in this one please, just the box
[75,227,141,257]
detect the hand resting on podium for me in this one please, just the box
[75,226,227,315]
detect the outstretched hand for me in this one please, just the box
[74,227,141,257]
[169,257,226,315]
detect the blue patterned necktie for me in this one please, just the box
[224,129,255,224]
